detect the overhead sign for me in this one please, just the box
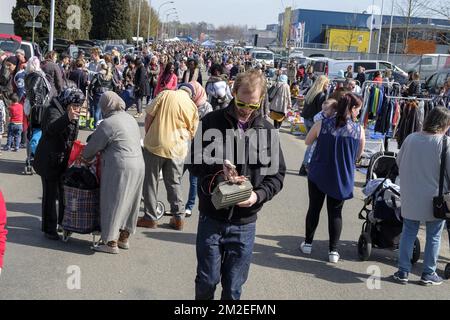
[25,21,42,28]
[27,5,42,19]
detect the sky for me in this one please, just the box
[0,0,436,28]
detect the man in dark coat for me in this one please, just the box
[42,51,64,98]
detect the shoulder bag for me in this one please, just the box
[433,135,450,219]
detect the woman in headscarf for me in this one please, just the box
[268,74,291,129]
[183,81,213,218]
[81,92,145,254]
[24,56,52,153]
[33,87,84,240]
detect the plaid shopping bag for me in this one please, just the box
[62,186,100,234]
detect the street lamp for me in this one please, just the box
[161,8,177,40]
[164,12,177,39]
[147,0,152,44]
[387,0,395,60]
[157,1,175,41]
[136,0,143,47]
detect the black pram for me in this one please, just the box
[357,151,421,263]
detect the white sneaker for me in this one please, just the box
[300,242,312,255]
[329,251,340,263]
[185,209,192,218]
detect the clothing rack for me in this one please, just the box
[385,96,433,101]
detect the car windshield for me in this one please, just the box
[254,52,273,60]
[105,45,123,52]
[0,39,20,53]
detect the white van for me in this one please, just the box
[406,54,450,80]
[327,60,407,79]
[251,50,275,67]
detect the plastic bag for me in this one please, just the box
[68,140,85,168]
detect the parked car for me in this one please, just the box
[19,41,43,60]
[104,44,124,54]
[423,68,450,95]
[327,60,407,79]
[251,50,275,67]
[406,54,450,80]
[0,34,22,59]
[364,69,408,86]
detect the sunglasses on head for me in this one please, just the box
[235,97,263,110]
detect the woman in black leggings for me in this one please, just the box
[300,93,365,263]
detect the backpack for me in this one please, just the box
[30,74,52,127]
[268,84,280,103]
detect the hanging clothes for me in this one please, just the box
[396,100,423,148]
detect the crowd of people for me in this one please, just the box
[1,40,450,296]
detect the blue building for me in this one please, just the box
[278,8,450,46]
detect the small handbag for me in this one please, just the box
[269,110,286,122]
[433,135,450,219]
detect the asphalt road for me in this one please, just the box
[1,115,450,300]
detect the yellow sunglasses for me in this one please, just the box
[234,97,264,110]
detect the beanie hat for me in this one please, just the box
[6,56,18,65]
[279,74,288,83]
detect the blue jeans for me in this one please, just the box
[186,173,197,211]
[93,95,103,127]
[195,215,256,300]
[302,118,315,166]
[7,123,23,149]
[398,218,445,274]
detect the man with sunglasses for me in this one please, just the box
[191,69,286,300]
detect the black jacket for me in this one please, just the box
[42,60,64,97]
[407,80,421,97]
[33,98,79,181]
[89,71,114,98]
[301,92,327,120]
[356,72,366,86]
[25,72,51,128]
[68,68,88,93]
[191,102,286,225]
[134,64,150,98]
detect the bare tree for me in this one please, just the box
[395,0,432,53]
[421,0,450,20]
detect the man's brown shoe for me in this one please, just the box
[137,217,158,229]
[169,216,184,231]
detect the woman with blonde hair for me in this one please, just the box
[299,75,329,176]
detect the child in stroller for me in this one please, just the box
[357,151,421,263]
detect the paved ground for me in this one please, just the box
[1,115,450,300]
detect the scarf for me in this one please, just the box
[190,81,207,107]
[184,68,199,84]
[99,91,125,118]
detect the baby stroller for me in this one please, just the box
[357,151,421,264]
[24,128,41,175]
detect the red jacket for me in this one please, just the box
[9,103,23,124]
[0,190,7,269]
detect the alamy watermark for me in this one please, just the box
[67,265,81,290]
[66,5,81,30]
[366,265,381,290]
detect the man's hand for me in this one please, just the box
[237,191,258,208]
